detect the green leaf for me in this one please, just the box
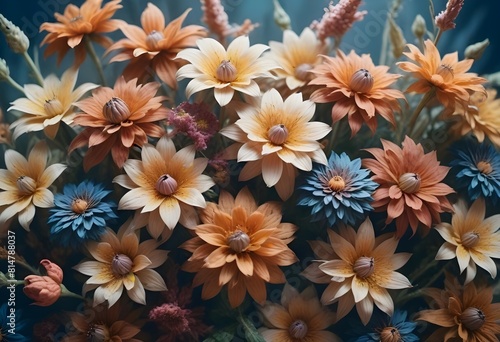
[203,325,236,342]
[237,314,266,342]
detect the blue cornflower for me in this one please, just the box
[297,151,378,226]
[0,303,30,341]
[449,138,500,205]
[353,310,419,342]
[48,181,118,246]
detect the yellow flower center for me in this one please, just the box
[44,98,64,117]
[87,323,111,341]
[294,63,313,82]
[461,231,480,248]
[328,175,346,192]
[353,256,374,279]
[477,160,493,175]
[460,307,485,331]
[350,68,374,93]
[146,30,164,50]
[71,198,89,214]
[102,97,131,124]
[16,176,37,195]
[227,230,250,253]
[288,319,308,339]
[379,327,402,342]
[436,64,454,82]
[111,254,133,276]
[398,172,421,194]
[216,60,237,83]
[155,174,178,196]
[268,124,288,145]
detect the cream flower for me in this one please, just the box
[176,35,279,107]
[0,141,66,232]
[220,88,331,200]
[8,68,98,140]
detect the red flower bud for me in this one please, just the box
[23,275,62,306]
[40,259,63,284]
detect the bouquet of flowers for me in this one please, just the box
[0,0,499,341]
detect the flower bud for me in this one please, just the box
[227,230,250,253]
[353,256,374,279]
[146,30,164,51]
[155,174,178,196]
[23,275,62,306]
[216,60,237,83]
[380,327,402,342]
[461,232,480,248]
[103,97,131,124]
[0,14,30,54]
[17,175,37,195]
[268,124,288,145]
[40,259,63,284]
[465,39,490,60]
[288,319,308,339]
[460,307,485,331]
[411,14,426,40]
[0,58,9,80]
[350,69,374,93]
[44,99,64,117]
[111,254,133,276]
[388,16,406,59]
[398,173,421,194]
[273,0,291,30]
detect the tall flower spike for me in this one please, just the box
[435,0,464,32]
[201,0,232,41]
[0,14,29,53]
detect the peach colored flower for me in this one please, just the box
[73,225,168,307]
[181,187,298,308]
[39,259,64,284]
[8,68,98,140]
[220,89,331,200]
[40,0,123,66]
[176,35,279,107]
[23,275,62,306]
[0,140,66,231]
[302,218,412,325]
[310,50,405,136]
[363,136,454,238]
[106,4,206,89]
[69,77,168,171]
[113,136,214,239]
[397,39,486,114]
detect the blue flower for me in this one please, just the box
[353,310,419,342]
[48,181,118,246]
[297,152,378,226]
[449,138,500,205]
[0,303,30,341]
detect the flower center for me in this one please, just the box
[328,175,346,192]
[353,256,374,279]
[460,307,485,331]
[227,230,250,253]
[16,175,37,195]
[379,327,402,342]
[216,60,237,83]
[102,97,131,124]
[87,323,110,342]
[268,124,288,145]
[476,160,493,175]
[111,254,133,276]
[155,174,178,196]
[71,198,89,214]
[44,98,64,117]
[436,64,454,82]
[295,63,313,82]
[461,231,480,248]
[288,319,308,339]
[350,68,374,93]
[398,172,421,194]
[146,30,164,50]
[70,15,83,23]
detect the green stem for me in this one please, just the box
[5,76,25,94]
[6,279,25,286]
[433,28,443,46]
[60,284,84,300]
[407,90,435,138]
[22,51,44,85]
[84,36,106,86]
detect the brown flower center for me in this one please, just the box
[460,307,485,331]
[328,175,346,192]
[227,230,250,253]
[477,160,493,175]
[379,327,402,342]
[146,30,164,50]
[16,175,37,195]
[155,174,178,196]
[295,63,313,82]
[461,231,480,248]
[71,198,89,214]
[288,319,308,339]
[353,256,374,279]
[87,323,111,342]
[216,60,237,83]
[111,254,133,276]
[102,97,131,124]
[436,64,454,82]
[350,68,374,93]
[268,124,288,145]
[398,173,421,194]
[44,98,64,117]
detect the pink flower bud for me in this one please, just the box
[23,275,61,306]
[40,259,63,284]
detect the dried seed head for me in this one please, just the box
[460,307,485,331]
[103,97,131,124]
[227,230,250,253]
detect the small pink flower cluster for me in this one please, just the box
[435,0,464,31]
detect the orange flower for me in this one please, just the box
[398,39,486,114]
[107,4,206,89]
[181,187,297,308]
[309,50,405,136]
[363,136,454,238]
[40,0,123,66]
[69,77,168,171]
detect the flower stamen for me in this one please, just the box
[353,256,374,279]
[227,230,250,253]
[379,326,402,342]
[476,160,493,175]
[398,173,421,194]
[295,63,313,81]
[71,198,89,214]
[155,174,178,196]
[268,124,288,145]
[103,97,131,124]
[146,30,164,50]
[460,307,485,331]
[350,68,374,93]
[216,60,237,83]
[16,175,37,195]
[44,98,64,117]
[328,175,346,192]
[111,254,133,276]
[288,319,308,339]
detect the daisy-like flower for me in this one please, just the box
[48,180,118,247]
[266,27,327,91]
[69,77,168,171]
[8,68,98,140]
[73,225,168,307]
[297,151,378,226]
[113,136,214,239]
[176,35,279,107]
[181,187,298,308]
[363,136,454,238]
[257,283,340,342]
[40,0,123,66]
[220,89,331,200]
[0,140,66,232]
[397,39,486,114]
[106,4,207,89]
[417,276,500,341]
[301,218,412,325]
[435,198,500,284]
[449,138,500,205]
[310,50,405,136]
[353,310,419,342]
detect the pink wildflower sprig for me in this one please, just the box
[435,0,464,32]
